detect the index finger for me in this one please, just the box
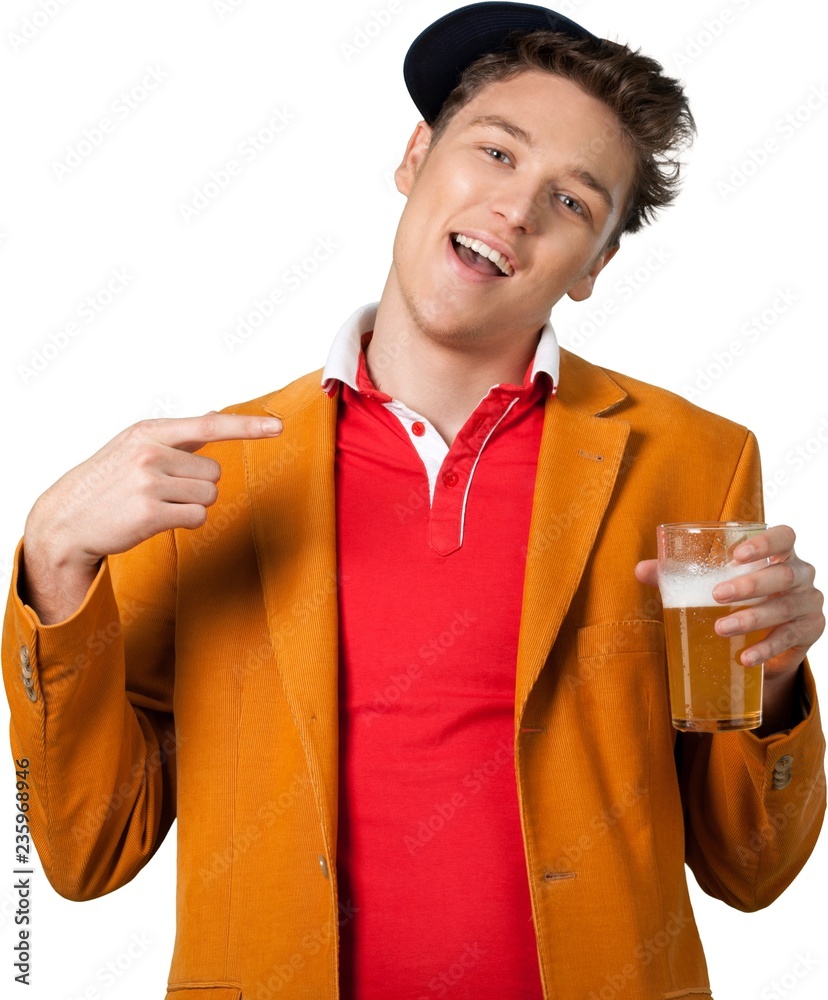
[140,413,283,452]
[732,524,796,564]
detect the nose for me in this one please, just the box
[489,173,547,233]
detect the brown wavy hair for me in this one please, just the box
[427,30,696,249]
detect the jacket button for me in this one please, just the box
[318,854,329,879]
[22,672,37,701]
[20,646,35,699]
[772,755,793,789]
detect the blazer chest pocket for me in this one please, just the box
[662,989,713,998]
[576,619,665,659]
[165,985,242,1000]
[571,619,667,726]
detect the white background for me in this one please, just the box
[0,0,825,997]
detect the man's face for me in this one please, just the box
[391,68,636,348]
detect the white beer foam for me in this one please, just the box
[659,560,766,609]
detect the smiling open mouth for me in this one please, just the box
[450,233,514,277]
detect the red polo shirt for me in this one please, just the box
[323,303,556,999]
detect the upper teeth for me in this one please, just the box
[454,233,514,276]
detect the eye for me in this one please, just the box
[482,146,512,165]
[556,193,585,216]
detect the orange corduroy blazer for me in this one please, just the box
[3,348,826,1000]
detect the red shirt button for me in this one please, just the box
[443,471,459,487]
[411,421,425,437]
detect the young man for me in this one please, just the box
[2,3,824,998]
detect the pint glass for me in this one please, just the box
[656,522,769,732]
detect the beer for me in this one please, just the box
[657,521,770,733]
[662,597,768,732]
[657,522,768,732]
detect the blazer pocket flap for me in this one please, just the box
[166,986,242,1000]
[577,619,665,659]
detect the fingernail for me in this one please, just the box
[715,583,735,601]
[263,418,282,433]
[743,650,762,666]
[716,616,738,635]
[736,543,755,559]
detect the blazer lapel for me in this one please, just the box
[244,377,342,858]
[514,349,631,722]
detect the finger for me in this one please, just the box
[152,502,212,533]
[131,413,283,452]
[155,448,223,483]
[634,559,659,587]
[732,524,796,563]
[712,560,804,603]
[735,614,821,667]
[750,644,810,675]
[120,496,212,540]
[153,476,220,508]
[714,591,819,638]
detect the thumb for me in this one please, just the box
[634,558,659,587]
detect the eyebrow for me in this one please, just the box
[464,114,616,215]
[467,114,536,148]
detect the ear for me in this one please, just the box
[566,242,620,302]
[394,120,434,197]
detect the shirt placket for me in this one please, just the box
[427,389,522,555]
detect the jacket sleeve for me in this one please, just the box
[678,428,827,911]
[1,528,178,901]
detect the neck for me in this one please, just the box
[364,268,544,446]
